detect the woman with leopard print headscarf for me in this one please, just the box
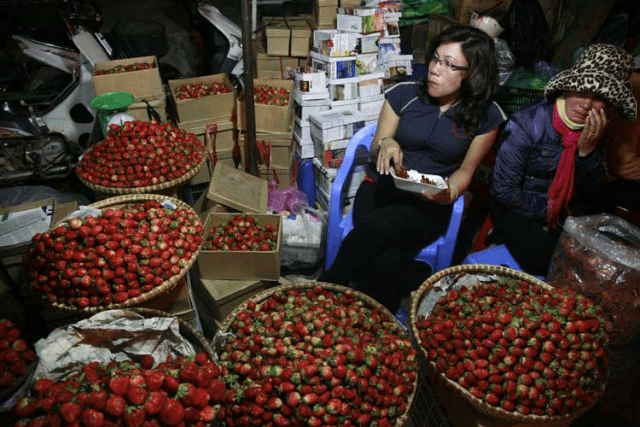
[489,43,637,277]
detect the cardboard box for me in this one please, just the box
[169,74,236,123]
[198,212,282,280]
[178,119,236,152]
[240,131,292,169]
[314,5,338,28]
[207,162,268,213]
[0,198,79,259]
[194,277,271,326]
[256,53,300,79]
[287,16,313,57]
[265,17,291,56]
[93,56,164,102]
[258,165,292,189]
[237,79,294,134]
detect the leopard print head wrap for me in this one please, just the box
[544,43,637,121]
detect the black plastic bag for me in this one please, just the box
[499,0,548,69]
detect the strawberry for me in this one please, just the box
[60,401,83,423]
[140,354,154,370]
[160,398,185,426]
[81,408,105,427]
[123,407,145,427]
[144,391,166,415]
[125,384,148,405]
[105,395,126,418]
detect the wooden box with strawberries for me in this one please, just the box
[197,212,282,280]
[169,73,237,123]
[92,55,164,103]
[236,78,294,134]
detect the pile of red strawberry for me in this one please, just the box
[12,352,223,427]
[95,62,157,75]
[23,199,204,309]
[202,214,278,252]
[253,84,290,106]
[174,81,230,100]
[415,279,608,418]
[76,121,204,189]
[0,318,37,392]
[217,285,418,427]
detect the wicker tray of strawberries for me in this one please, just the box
[23,194,204,314]
[409,264,609,426]
[76,120,206,195]
[215,281,419,427]
[9,308,222,427]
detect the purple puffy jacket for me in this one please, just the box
[490,98,604,223]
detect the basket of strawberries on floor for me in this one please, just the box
[409,264,609,427]
[75,120,206,196]
[9,308,223,427]
[0,318,38,410]
[214,282,419,427]
[22,194,204,314]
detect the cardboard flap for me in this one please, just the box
[207,163,268,213]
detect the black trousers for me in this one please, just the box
[489,200,563,277]
[321,175,452,313]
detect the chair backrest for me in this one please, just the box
[325,123,377,270]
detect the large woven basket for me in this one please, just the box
[409,264,605,427]
[78,154,206,196]
[42,194,202,315]
[218,281,418,427]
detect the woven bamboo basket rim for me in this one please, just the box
[46,194,202,315]
[409,264,604,424]
[219,281,417,427]
[77,154,206,195]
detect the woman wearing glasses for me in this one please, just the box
[320,25,506,313]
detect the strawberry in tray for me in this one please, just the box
[0,318,37,403]
[174,81,230,100]
[415,278,609,418]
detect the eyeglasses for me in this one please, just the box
[429,54,469,72]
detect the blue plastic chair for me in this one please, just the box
[325,123,465,272]
[462,244,546,282]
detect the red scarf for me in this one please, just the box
[546,103,582,225]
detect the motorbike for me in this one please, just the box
[0,0,111,186]
[194,2,245,91]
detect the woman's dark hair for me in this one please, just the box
[419,25,499,134]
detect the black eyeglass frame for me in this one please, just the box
[429,54,469,72]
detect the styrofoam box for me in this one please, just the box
[293,116,313,144]
[357,71,385,97]
[385,54,413,78]
[330,81,359,101]
[329,98,359,113]
[359,93,385,116]
[294,69,327,94]
[294,100,331,121]
[293,132,315,159]
[310,51,356,80]
[292,88,331,104]
[313,29,359,57]
[313,157,366,197]
[336,8,386,35]
[309,109,366,143]
[357,33,380,54]
[355,53,378,74]
[314,137,351,169]
[315,181,357,213]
